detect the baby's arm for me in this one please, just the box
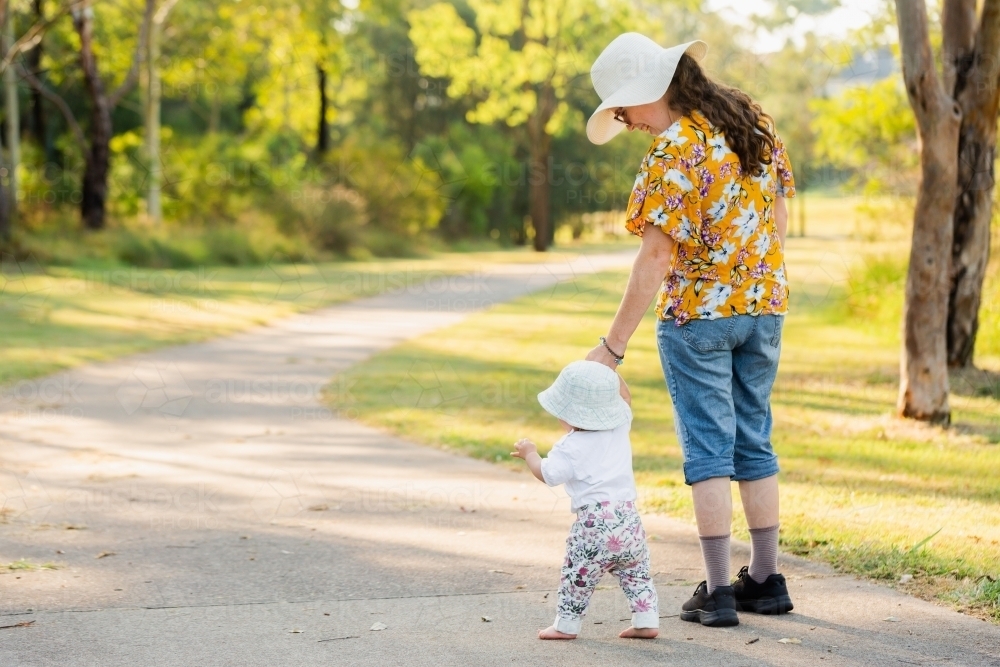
[618,374,632,407]
[511,438,545,482]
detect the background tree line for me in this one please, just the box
[0,0,996,424]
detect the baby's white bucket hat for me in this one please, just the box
[587,33,708,145]
[537,360,631,431]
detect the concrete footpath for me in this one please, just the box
[1,251,998,666]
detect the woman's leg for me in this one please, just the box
[693,476,733,593]
[656,318,740,593]
[739,475,780,583]
[731,315,785,588]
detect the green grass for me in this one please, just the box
[0,243,634,385]
[329,195,1000,621]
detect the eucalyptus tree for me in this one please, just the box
[408,0,636,251]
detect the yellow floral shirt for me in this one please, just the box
[625,109,796,325]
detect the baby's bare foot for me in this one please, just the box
[538,625,577,640]
[619,626,658,639]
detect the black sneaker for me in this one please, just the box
[732,566,794,614]
[680,582,739,627]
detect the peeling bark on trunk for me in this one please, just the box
[946,0,1000,367]
[896,0,961,424]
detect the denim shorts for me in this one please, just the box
[656,314,783,486]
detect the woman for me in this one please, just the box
[584,33,795,628]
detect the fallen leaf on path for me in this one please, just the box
[370,622,387,631]
[778,638,802,644]
[95,552,115,559]
[0,621,35,630]
[280,550,293,555]
[593,621,602,625]
[746,637,760,645]
[515,585,525,589]
[308,504,328,512]
[481,616,492,622]
[883,616,901,622]
[317,635,359,642]
[288,629,303,633]
[488,569,512,575]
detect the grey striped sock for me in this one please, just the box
[699,533,731,593]
[748,524,780,583]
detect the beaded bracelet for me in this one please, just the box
[599,336,624,366]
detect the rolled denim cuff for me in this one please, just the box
[632,611,659,629]
[732,454,780,482]
[554,614,582,635]
[683,455,736,486]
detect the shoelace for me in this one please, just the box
[736,566,750,582]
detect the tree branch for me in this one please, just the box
[0,0,90,74]
[942,0,976,95]
[108,0,154,109]
[17,61,86,150]
[896,0,955,127]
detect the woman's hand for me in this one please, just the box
[585,343,622,370]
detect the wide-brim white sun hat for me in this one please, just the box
[538,360,631,431]
[587,33,708,145]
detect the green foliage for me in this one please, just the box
[810,78,918,194]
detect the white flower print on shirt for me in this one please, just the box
[648,205,669,227]
[709,240,736,265]
[753,231,771,256]
[703,281,732,310]
[674,215,696,241]
[773,265,787,287]
[722,177,741,202]
[744,282,766,303]
[707,196,728,223]
[734,203,760,243]
[708,135,732,161]
[661,123,688,145]
[696,304,723,320]
[665,168,694,192]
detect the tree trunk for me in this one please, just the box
[946,0,1000,367]
[75,7,114,230]
[4,2,19,223]
[895,0,962,424]
[27,0,46,151]
[146,2,163,225]
[316,62,328,156]
[527,82,556,251]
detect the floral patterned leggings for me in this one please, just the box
[553,500,659,635]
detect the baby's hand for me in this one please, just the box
[510,438,538,459]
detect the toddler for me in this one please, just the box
[511,360,659,640]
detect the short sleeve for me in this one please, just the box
[772,134,796,198]
[624,136,701,246]
[540,443,574,487]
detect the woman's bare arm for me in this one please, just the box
[586,225,675,368]
[775,196,788,248]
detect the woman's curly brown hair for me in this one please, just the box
[668,54,775,177]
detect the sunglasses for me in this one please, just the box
[613,107,630,125]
